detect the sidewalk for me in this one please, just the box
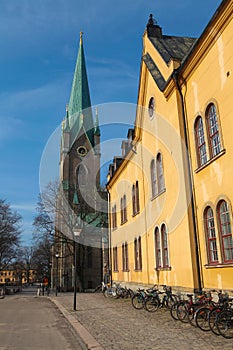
[49,292,233,350]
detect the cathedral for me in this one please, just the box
[52,33,108,292]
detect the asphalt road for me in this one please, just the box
[0,287,84,350]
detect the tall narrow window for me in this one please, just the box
[113,247,118,271]
[150,159,157,197]
[217,200,233,263]
[132,182,140,215]
[206,103,221,158]
[122,244,124,271]
[161,224,169,267]
[195,116,207,166]
[123,195,127,223]
[132,185,136,215]
[134,237,142,270]
[204,206,218,264]
[120,198,123,224]
[154,227,161,268]
[138,236,142,270]
[156,153,164,193]
[76,164,88,187]
[122,242,129,271]
[112,204,117,229]
[121,196,127,224]
[136,181,140,213]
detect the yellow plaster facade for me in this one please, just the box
[107,0,233,293]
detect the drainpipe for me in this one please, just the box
[173,70,202,293]
[106,189,112,286]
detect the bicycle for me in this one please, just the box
[176,292,213,325]
[144,285,178,312]
[195,290,231,333]
[131,285,158,310]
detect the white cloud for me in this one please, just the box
[11,203,36,213]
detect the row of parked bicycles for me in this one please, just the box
[97,282,233,339]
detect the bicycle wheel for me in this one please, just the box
[195,307,211,331]
[187,306,196,326]
[177,302,190,323]
[170,302,181,321]
[104,287,117,298]
[166,294,179,309]
[208,308,221,336]
[216,309,233,339]
[131,294,144,309]
[145,296,159,312]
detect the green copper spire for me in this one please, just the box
[68,32,94,146]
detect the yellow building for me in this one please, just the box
[0,269,37,285]
[107,0,233,293]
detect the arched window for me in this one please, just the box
[156,153,164,193]
[204,206,218,264]
[76,164,87,187]
[161,224,169,267]
[154,227,161,268]
[217,200,233,263]
[206,103,221,158]
[150,159,157,197]
[195,116,207,166]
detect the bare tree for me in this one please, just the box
[31,238,52,281]
[0,199,21,269]
[33,194,55,244]
[16,246,35,284]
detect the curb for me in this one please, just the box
[50,297,104,350]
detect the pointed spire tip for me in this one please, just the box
[80,31,83,44]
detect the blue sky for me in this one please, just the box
[0,0,223,245]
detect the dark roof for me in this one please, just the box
[143,53,166,91]
[149,35,197,64]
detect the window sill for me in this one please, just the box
[155,266,171,271]
[204,262,233,268]
[113,270,119,273]
[132,211,140,218]
[195,149,226,173]
[134,269,142,272]
[122,270,130,272]
[151,188,166,201]
[121,219,128,225]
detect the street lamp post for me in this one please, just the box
[55,252,59,296]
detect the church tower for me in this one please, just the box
[56,33,106,292]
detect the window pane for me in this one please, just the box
[218,201,233,262]
[195,117,207,166]
[206,104,221,157]
[155,229,161,268]
[205,207,218,263]
[151,160,157,197]
[161,225,169,267]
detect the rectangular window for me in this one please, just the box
[112,205,117,229]
[113,247,118,272]
[134,237,142,271]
